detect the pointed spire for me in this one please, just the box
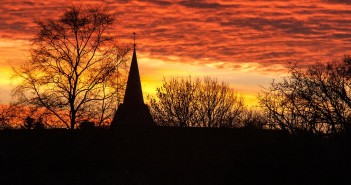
[110,32,155,128]
[123,32,144,106]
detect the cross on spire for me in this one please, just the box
[133,32,136,47]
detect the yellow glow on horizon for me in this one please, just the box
[0,38,284,107]
[0,38,30,103]
[138,53,278,107]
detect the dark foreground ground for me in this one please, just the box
[0,127,350,185]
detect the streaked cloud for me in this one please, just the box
[2,0,351,67]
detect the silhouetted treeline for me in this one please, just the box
[149,77,267,129]
[259,56,351,136]
[6,55,351,137]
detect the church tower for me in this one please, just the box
[110,33,155,128]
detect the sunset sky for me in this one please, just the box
[1,0,351,106]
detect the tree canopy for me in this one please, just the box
[13,6,130,129]
[149,77,246,128]
[259,57,351,135]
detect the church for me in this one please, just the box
[110,34,155,128]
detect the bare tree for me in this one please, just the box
[197,77,245,128]
[259,57,351,135]
[149,77,200,127]
[149,77,245,128]
[13,6,129,129]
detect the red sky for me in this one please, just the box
[1,0,351,105]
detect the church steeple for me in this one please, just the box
[123,33,144,106]
[110,33,155,128]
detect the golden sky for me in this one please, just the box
[1,0,351,106]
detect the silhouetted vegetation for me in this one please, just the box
[12,6,130,129]
[22,116,45,129]
[241,108,268,129]
[149,77,256,128]
[260,56,351,136]
[0,104,40,129]
[0,105,18,129]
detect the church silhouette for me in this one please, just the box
[110,33,155,128]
